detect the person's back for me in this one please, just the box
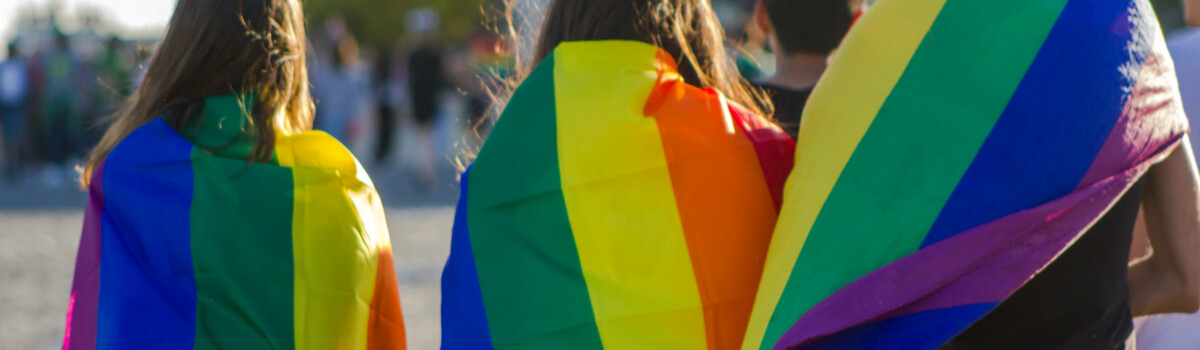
[63,1,406,349]
[742,0,1200,348]
[945,182,1144,349]
[441,1,796,348]
[950,3,1200,349]
[751,0,854,138]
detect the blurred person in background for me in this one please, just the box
[712,3,761,83]
[0,42,30,182]
[462,29,512,138]
[407,28,445,189]
[751,0,854,139]
[70,15,104,158]
[312,34,369,147]
[64,0,406,348]
[89,36,133,149]
[373,49,399,165]
[71,46,100,159]
[36,31,80,188]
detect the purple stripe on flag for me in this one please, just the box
[776,159,1165,349]
[64,161,105,350]
[1076,48,1189,190]
[869,45,1189,321]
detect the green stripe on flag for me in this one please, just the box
[761,0,1070,346]
[190,151,296,349]
[468,55,605,349]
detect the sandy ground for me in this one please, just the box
[0,210,82,350]
[0,206,453,350]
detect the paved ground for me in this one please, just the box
[0,109,470,349]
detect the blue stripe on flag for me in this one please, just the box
[922,0,1148,247]
[441,168,495,349]
[801,302,998,350]
[97,119,197,349]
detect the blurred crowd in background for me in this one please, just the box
[0,0,1191,190]
[0,1,518,191]
[0,10,150,188]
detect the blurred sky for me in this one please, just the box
[2,0,173,54]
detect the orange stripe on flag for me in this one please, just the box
[648,73,781,349]
[367,249,407,350]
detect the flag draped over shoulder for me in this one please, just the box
[441,40,795,349]
[743,0,1188,349]
[63,96,406,350]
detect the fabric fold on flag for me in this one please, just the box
[743,0,1189,349]
[441,40,795,350]
[62,94,406,350]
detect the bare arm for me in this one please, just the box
[1129,137,1200,316]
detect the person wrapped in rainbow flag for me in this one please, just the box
[441,1,794,349]
[62,1,406,349]
[745,0,1200,349]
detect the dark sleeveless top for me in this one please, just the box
[944,179,1146,349]
[751,82,812,139]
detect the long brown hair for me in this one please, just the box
[534,0,764,115]
[460,0,769,169]
[82,0,312,186]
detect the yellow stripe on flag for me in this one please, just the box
[279,132,383,350]
[742,0,951,348]
[554,41,708,349]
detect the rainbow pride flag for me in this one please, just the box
[441,41,795,349]
[63,96,406,349]
[743,0,1189,349]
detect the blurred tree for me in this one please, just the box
[305,0,489,47]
